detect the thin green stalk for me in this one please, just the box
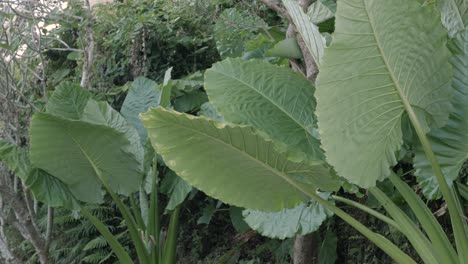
[368,188,438,264]
[332,195,401,231]
[289,183,416,263]
[389,173,458,264]
[81,207,133,264]
[130,195,146,231]
[405,105,468,263]
[83,150,150,263]
[162,205,181,264]
[139,187,149,226]
[148,157,160,264]
[100,177,150,264]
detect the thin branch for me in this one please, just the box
[44,207,54,253]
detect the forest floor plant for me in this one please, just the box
[141,0,468,263]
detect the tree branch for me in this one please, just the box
[0,184,49,264]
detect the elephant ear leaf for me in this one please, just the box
[205,58,324,160]
[45,82,91,120]
[141,108,340,212]
[121,77,161,142]
[30,84,144,204]
[0,139,79,209]
[414,28,468,199]
[436,0,467,37]
[26,168,80,209]
[307,0,336,25]
[316,0,453,187]
[243,195,332,239]
[160,170,192,211]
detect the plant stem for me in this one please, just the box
[80,208,133,263]
[148,157,160,264]
[162,205,181,264]
[404,104,468,263]
[44,207,54,253]
[332,195,401,231]
[288,184,416,263]
[92,168,150,264]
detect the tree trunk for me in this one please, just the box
[80,0,95,89]
[259,1,323,263]
[0,184,49,264]
[294,233,318,264]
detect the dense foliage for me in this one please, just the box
[0,0,466,263]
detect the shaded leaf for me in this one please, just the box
[173,90,208,113]
[229,207,250,233]
[197,203,216,225]
[198,102,225,122]
[160,170,192,211]
[26,168,80,209]
[414,28,468,199]
[243,194,332,239]
[436,0,467,37]
[318,230,338,264]
[121,77,161,142]
[30,112,143,204]
[307,0,336,24]
[82,99,144,166]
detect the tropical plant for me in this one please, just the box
[140,0,468,263]
[0,76,198,263]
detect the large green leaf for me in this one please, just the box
[243,196,332,239]
[160,170,192,211]
[46,82,91,120]
[414,28,468,199]
[173,90,208,113]
[26,169,80,209]
[316,0,453,187]
[436,0,467,37]
[0,139,79,209]
[284,0,325,66]
[205,58,324,160]
[0,139,30,180]
[81,99,144,165]
[141,108,339,211]
[30,112,143,204]
[121,77,161,142]
[318,230,338,264]
[307,0,336,24]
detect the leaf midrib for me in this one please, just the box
[362,0,409,120]
[155,111,317,196]
[70,135,104,183]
